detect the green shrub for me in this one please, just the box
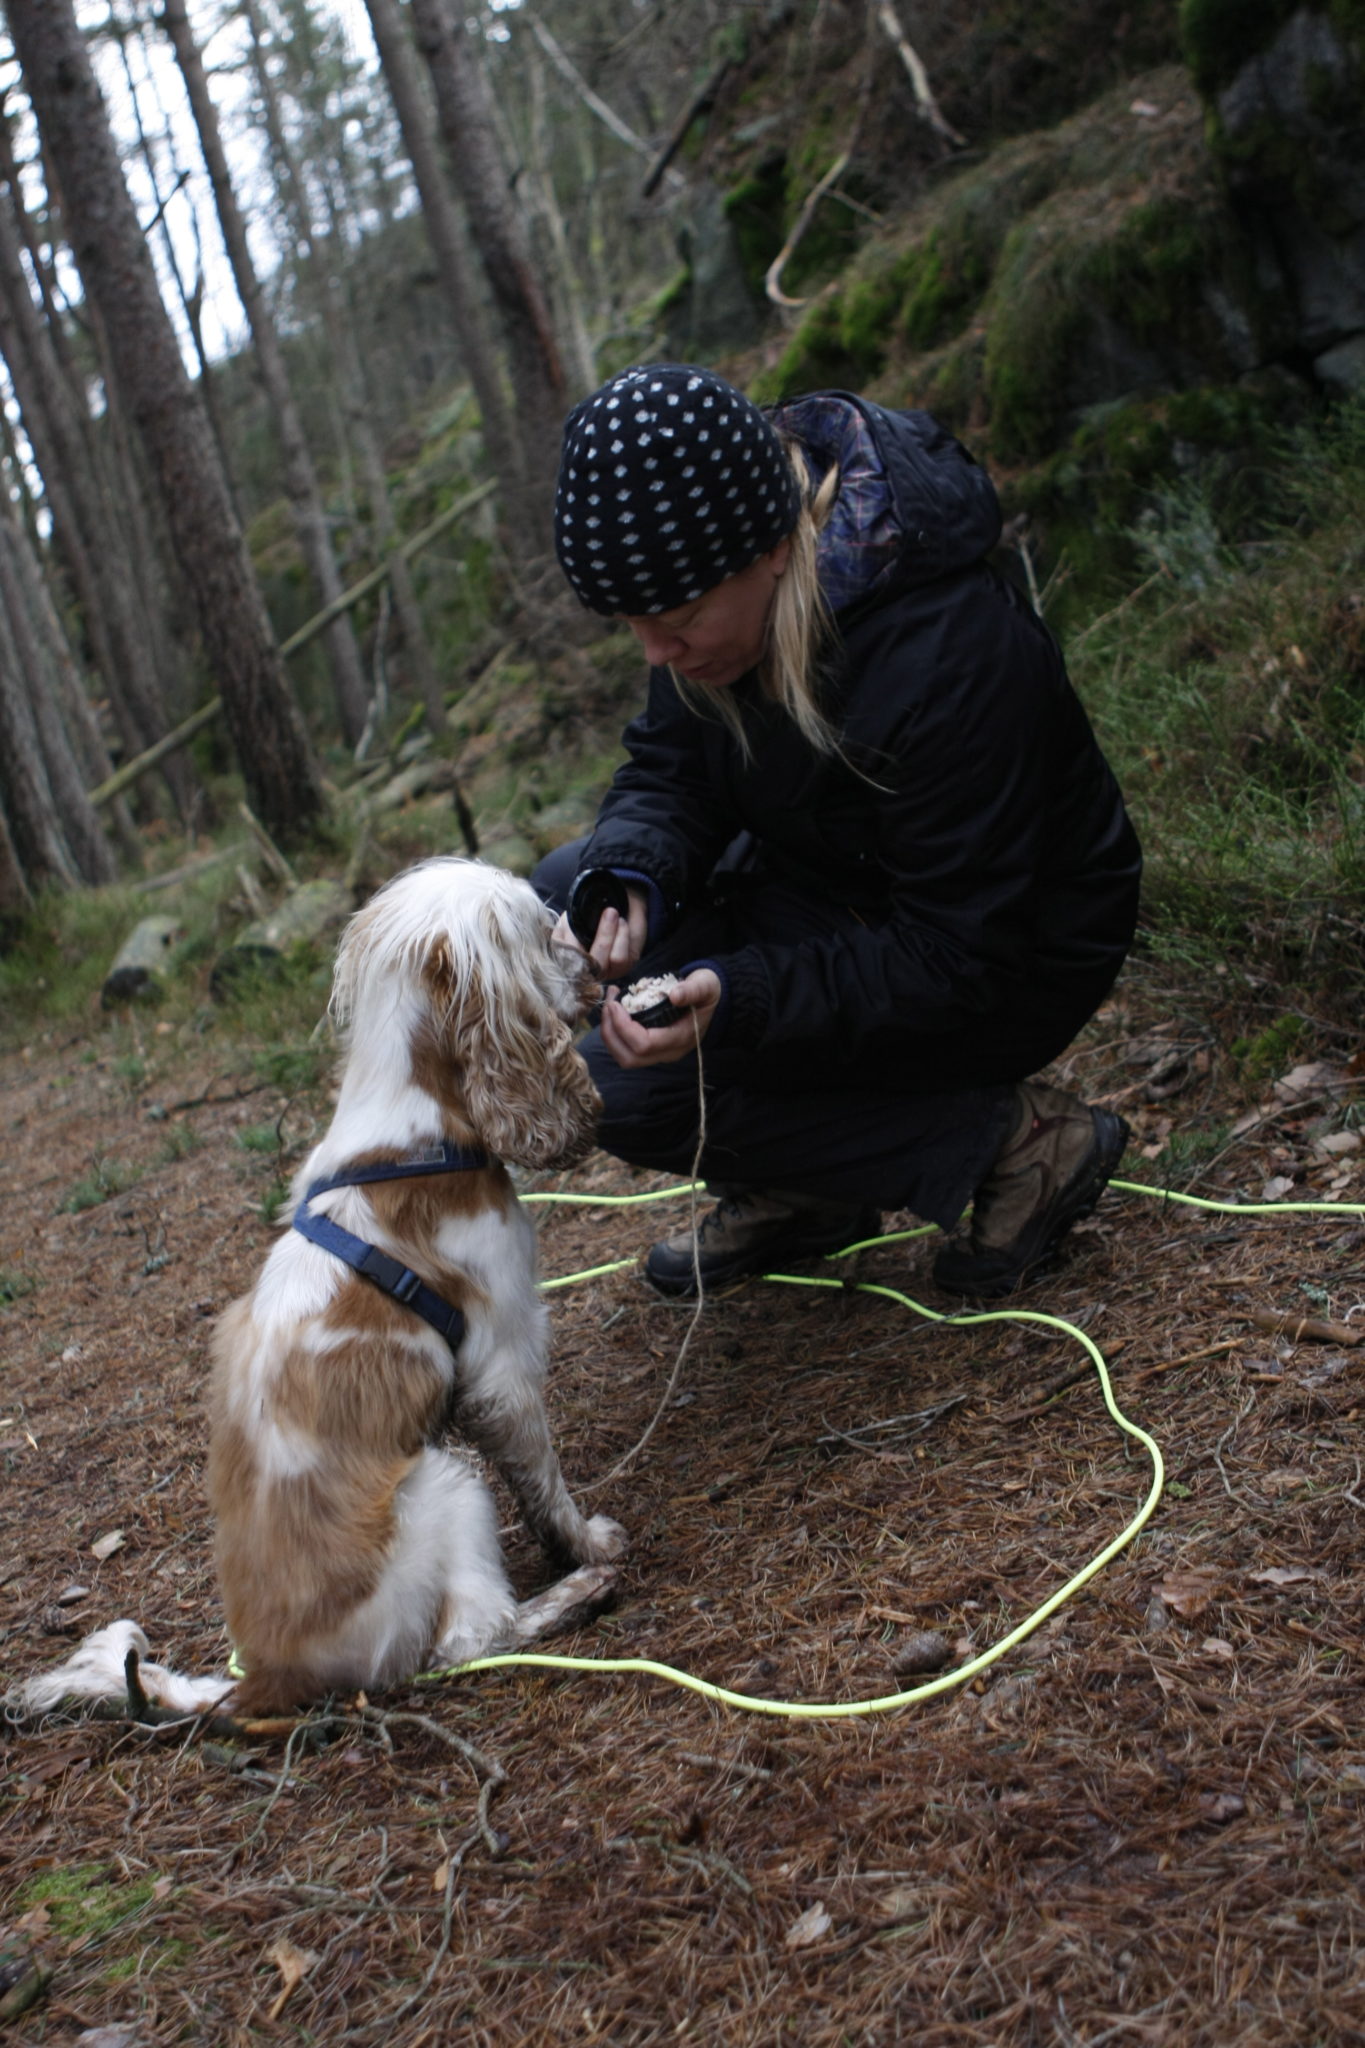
[1069,395,1365,1016]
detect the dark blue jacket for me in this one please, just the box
[578,396,1141,1070]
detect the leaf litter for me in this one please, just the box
[2,968,1365,2045]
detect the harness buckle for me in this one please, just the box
[392,1267,422,1304]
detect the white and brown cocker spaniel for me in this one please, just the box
[22,857,624,1719]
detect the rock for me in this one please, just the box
[667,182,765,359]
[1314,334,1365,396]
[474,831,539,878]
[1212,10,1365,369]
[890,1629,953,1675]
[0,1934,50,2022]
[529,796,599,854]
[101,918,182,1008]
[210,880,352,1000]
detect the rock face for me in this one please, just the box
[666,181,766,361]
[1208,5,1365,389]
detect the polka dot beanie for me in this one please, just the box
[553,363,802,617]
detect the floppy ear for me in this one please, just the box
[458,992,602,1169]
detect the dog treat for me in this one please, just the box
[619,974,686,1028]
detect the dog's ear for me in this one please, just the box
[458,991,602,1169]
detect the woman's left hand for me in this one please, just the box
[599,968,722,1068]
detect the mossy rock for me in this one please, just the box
[755,64,1226,427]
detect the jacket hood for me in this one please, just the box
[771,393,1002,615]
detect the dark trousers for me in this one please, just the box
[535,841,1104,1228]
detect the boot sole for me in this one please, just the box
[933,1111,1130,1298]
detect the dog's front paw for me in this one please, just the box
[577,1514,628,1563]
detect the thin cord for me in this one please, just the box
[597,1013,708,1483]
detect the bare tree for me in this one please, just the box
[162,0,371,746]
[0,794,33,923]
[360,0,524,512]
[406,0,567,550]
[0,512,116,885]
[0,593,80,891]
[5,0,323,842]
[0,129,197,817]
[3,498,142,862]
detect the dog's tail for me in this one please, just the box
[13,1619,233,1718]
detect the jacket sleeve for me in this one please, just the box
[713,581,1132,1054]
[576,665,742,918]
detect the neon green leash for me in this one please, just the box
[424,1260,1164,1717]
[420,1173,1365,1716]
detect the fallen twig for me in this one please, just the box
[765,152,851,307]
[1127,1337,1244,1385]
[1243,1309,1363,1347]
[875,0,965,146]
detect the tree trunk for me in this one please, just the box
[0,796,34,925]
[163,0,371,748]
[111,11,234,483]
[5,107,197,757]
[524,47,597,393]
[4,503,143,862]
[406,0,566,551]
[361,0,524,510]
[6,0,324,844]
[0,513,116,885]
[0,161,196,815]
[0,593,79,891]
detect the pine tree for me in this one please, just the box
[5,0,324,843]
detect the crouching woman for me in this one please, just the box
[537,363,1141,1298]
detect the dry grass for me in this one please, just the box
[3,964,1364,2045]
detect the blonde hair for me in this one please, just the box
[672,442,842,760]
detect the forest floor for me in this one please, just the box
[2,948,1365,2047]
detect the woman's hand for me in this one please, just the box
[552,887,650,980]
[599,968,722,1068]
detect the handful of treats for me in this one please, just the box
[619,975,686,1028]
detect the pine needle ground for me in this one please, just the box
[2,961,1363,2046]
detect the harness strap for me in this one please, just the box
[291,1141,490,1352]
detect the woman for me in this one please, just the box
[538,363,1141,1298]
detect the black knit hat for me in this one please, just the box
[553,363,802,617]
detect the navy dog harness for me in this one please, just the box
[291,1141,489,1352]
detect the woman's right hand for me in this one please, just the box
[553,887,649,980]
[588,888,649,978]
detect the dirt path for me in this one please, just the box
[3,987,1364,2044]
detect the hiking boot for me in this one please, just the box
[644,1188,881,1298]
[932,1082,1129,1298]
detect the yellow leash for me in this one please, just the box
[416,1175,1362,1717]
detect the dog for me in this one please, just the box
[20,857,625,1720]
